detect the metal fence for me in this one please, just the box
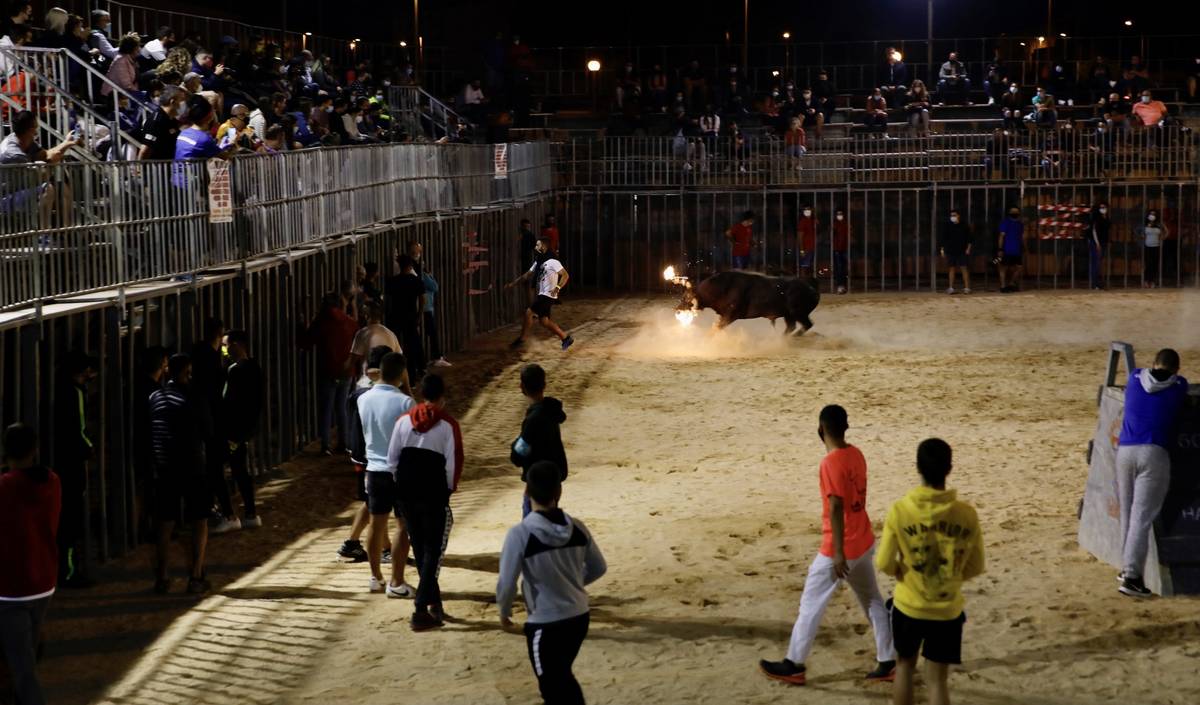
[554,129,1197,188]
[0,194,548,569]
[555,182,1200,295]
[1,141,553,310]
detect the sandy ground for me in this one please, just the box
[38,289,1200,705]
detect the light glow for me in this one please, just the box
[675,309,697,326]
[663,266,676,281]
[587,60,601,72]
[891,50,903,62]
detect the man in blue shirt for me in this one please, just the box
[172,96,232,190]
[1116,349,1189,597]
[996,207,1025,293]
[357,352,416,598]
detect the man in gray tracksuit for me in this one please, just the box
[497,461,606,705]
[1116,348,1189,598]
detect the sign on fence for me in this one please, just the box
[463,230,492,295]
[207,158,233,223]
[494,144,508,180]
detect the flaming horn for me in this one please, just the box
[663,266,698,326]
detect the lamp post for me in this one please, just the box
[588,60,601,115]
[742,0,749,76]
[782,31,791,80]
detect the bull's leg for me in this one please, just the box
[794,313,815,336]
[784,318,797,335]
[714,314,734,330]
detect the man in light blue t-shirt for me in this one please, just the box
[996,207,1025,293]
[357,352,416,598]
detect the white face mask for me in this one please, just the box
[950,216,960,224]
[1055,65,1063,72]
[802,210,812,217]
[1141,96,1151,103]
[836,214,844,221]
[1148,215,1156,222]
[1010,86,1018,93]
[324,105,334,113]
[1099,208,1107,214]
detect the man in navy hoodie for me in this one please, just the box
[388,374,463,630]
[512,363,568,517]
[0,423,60,705]
[497,460,606,705]
[1116,348,1189,597]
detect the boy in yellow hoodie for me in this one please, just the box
[876,438,985,705]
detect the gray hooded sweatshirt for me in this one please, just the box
[497,509,606,624]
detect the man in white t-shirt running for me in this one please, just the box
[505,236,574,351]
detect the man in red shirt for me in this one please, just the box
[303,290,361,455]
[796,206,818,279]
[541,214,560,256]
[0,423,61,705]
[725,210,756,270]
[760,405,895,686]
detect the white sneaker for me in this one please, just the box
[369,576,386,593]
[386,582,416,599]
[836,286,847,295]
[241,515,262,529]
[987,97,995,106]
[946,287,957,294]
[962,287,972,294]
[210,515,241,534]
[431,357,452,368]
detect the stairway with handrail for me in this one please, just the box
[387,85,477,142]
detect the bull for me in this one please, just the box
[677,271,820,335]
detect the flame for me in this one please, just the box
[675,309,697,326]
[663,266,676,281]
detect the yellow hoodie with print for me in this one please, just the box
[875,486,985,621]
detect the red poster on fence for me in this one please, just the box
[207,158,233,224]
[494,144,508,180]
[463,231,492,295]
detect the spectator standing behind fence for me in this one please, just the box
[385,255,428,385]
[0,423,60,705]
[796,205,818,279]
[304,292,360,456]
[53,351,96,589]
[221,330,263,529]
[832,209,850,294]
[1115,349,1188,598]
[541,215,561,256]
[149,354,212,595]
[996,207,1025,293]
[134,347,169,538]
[725,210,756,270]
[418,258,451,369]
[1138,210,1167,289]
[1088,203,1111,290]
[519,218,537,274]
[190,318,234,534]
[941,209,973,295]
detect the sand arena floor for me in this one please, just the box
[40,290,1200,705]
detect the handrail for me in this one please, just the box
[387,85,475,141]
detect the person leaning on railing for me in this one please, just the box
[0,110,79,230]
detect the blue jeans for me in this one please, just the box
[732,254,750,269]
[318,376,351,451]
[1089,241,1104,288]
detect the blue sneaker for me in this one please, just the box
[561,335,575,351]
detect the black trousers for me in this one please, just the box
[56,462,85,582]
[0,597,50,705]
[525,612,590,705]
[227,440,256,517]
[422,311,443,360]
[205,438,230,519]
[401,324,425,384]
[399,499,453,612]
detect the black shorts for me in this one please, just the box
[365,471,403,517]
[946,253,969,267]
[152,473,210,523]
[1001,254,1022,266]
[890,601,966,665]
[529,294,558,319]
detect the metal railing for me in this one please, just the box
[387,85,475,142]
[554,128,1197,188]
[1,141,553,310]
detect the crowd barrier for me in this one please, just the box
[553,182,1200,294]
[1,141,553,310]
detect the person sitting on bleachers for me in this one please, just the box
[1117,61,1149,99]
[812,69,837,125]
[1030,95,1058,130]
[937,52,971,105]
[1000,83,1024,131]
[1089,123,1117,175]
[880,48,907,102]
[1103,91,1132,132]
[983,55,1009,106]
[1131,90,1168,127]
[1049,63,1075,106]
[863,87,888,136]
[798,87,825,138]
[1087,56,1113,104]
[784,117,807,167]
[905,80,932,136]
[140,26,174,67]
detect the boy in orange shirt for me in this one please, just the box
[760,405,896,685]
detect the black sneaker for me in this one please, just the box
[411,610,444,632]
[1119,575,1153,598]
[759,658,806,685]
[561,335,575,351]
[381,548,392,565]
[337,540,368,563]
[865,660,896,681]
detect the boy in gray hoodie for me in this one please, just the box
[497,461,606,705]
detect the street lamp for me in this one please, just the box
[587,60,601,114]
[587,60,601,72]
[1124,19,1133,27]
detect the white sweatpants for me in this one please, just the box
[786,544,896,665]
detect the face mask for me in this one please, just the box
[324,105,334,113]
[771,91,779,98]
[1109,80,1117,87]
[950,216,960,224]
[1099,208,1107,214]
[1148,215,1156,222]
[1010,86,1018,93]
[786,83,794,90]
[803,210,811,217]
[383,80,391,87]
[836,215,844,221]
[1055,65,1063,72]
[1141,96,1151,103]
